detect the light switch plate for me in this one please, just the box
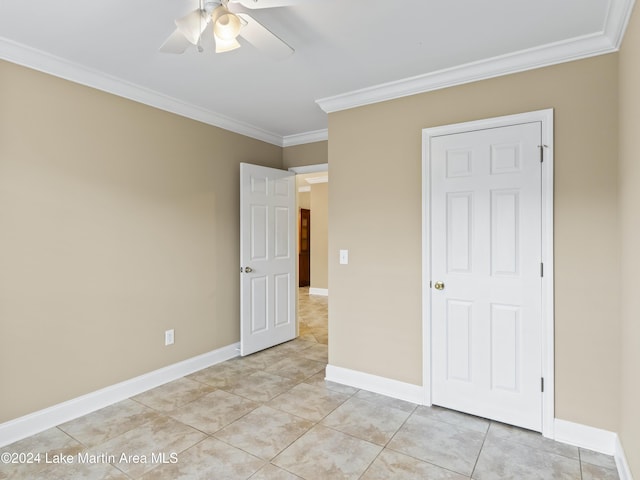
[339,249,349,265]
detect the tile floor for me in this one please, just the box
[0,289,620,479]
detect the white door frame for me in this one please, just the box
[421,109,555,438]
[288,163,329,175]
[288,162,329,293]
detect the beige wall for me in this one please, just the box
[297,191,311,211]
[328,54,621,431]
[310,183,329,290]
[283,141,328,169]
[0,60,282,423]
[618,3,640,476]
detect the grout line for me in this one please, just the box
[469,420,491,478]
[579,446,584,480]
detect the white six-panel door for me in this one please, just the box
[430,122,543,431]
[240,163,296,356]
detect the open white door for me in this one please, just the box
[240,163,296,356]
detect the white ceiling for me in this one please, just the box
[0,0,634,146]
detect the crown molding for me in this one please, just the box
[605,0,636,49]
[316,33,616,113]
[282,129,328,147]
[2,0,633,144]
[316,0,635,114]
[0,37,284,146]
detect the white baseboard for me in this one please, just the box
[554,418,617,454]
[615,435,634,480]
[554,418,634,480]
[0,342,240,448]
[554,418,618,455]
[325,364,424,405]
[309,287,328,296]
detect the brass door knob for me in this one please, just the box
[244,266,253,273]
[434,281,445,290]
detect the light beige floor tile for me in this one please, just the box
[413,405,489,434]
[304,371,359,396]
[487,422,579,459]
[361,449,470,480]
[271,338,317,355]
[19,462,129,480]
[58,399,160,447]
[187,361,259,388]
[354,390,418,414]
[0,427,83,458]
[140,437,264,480]
[473,436,581,480]
[387,414,484,476]
[0,428,83,480]
[579,448,618,470]
[215,405,313,460]
[235,348,290,371]
[313,334,328,345]
[223,371,298,403]
[264,356,325,382]
[297,332,320,344]
[88,415,206,478]
[249,463,303,479]
[273,425,381,480]
[297,344,328,363]
[322,397,411,445]
[131,377,215,412]
[168,389,258,435]
[581,462,620,480]
[268,383,349,422]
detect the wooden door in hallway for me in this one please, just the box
[299,209,310,287]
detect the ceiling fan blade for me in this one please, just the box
[230,0,308,9]
[198,26,216,52]
[237,13,293,60]
[159,29,193,54]
[175,9,209,45]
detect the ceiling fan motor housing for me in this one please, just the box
[203,1,223,15]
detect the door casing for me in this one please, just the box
[421,109,555,438]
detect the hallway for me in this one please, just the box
[297,287,328,345]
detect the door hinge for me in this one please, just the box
[538,144,547,163]
[540,262,544,277]
[541,377,545,392]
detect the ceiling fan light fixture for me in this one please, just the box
[175,9,208,45]
[214,34,241,52]
[212,5,242,40]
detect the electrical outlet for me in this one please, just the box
[165,329,174,346]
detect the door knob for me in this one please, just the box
[244,266,253,273]
[434,281,445,290]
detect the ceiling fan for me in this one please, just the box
[160,0,299,60]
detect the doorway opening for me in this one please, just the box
[290,164,329,344]
[239,162,328,356]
